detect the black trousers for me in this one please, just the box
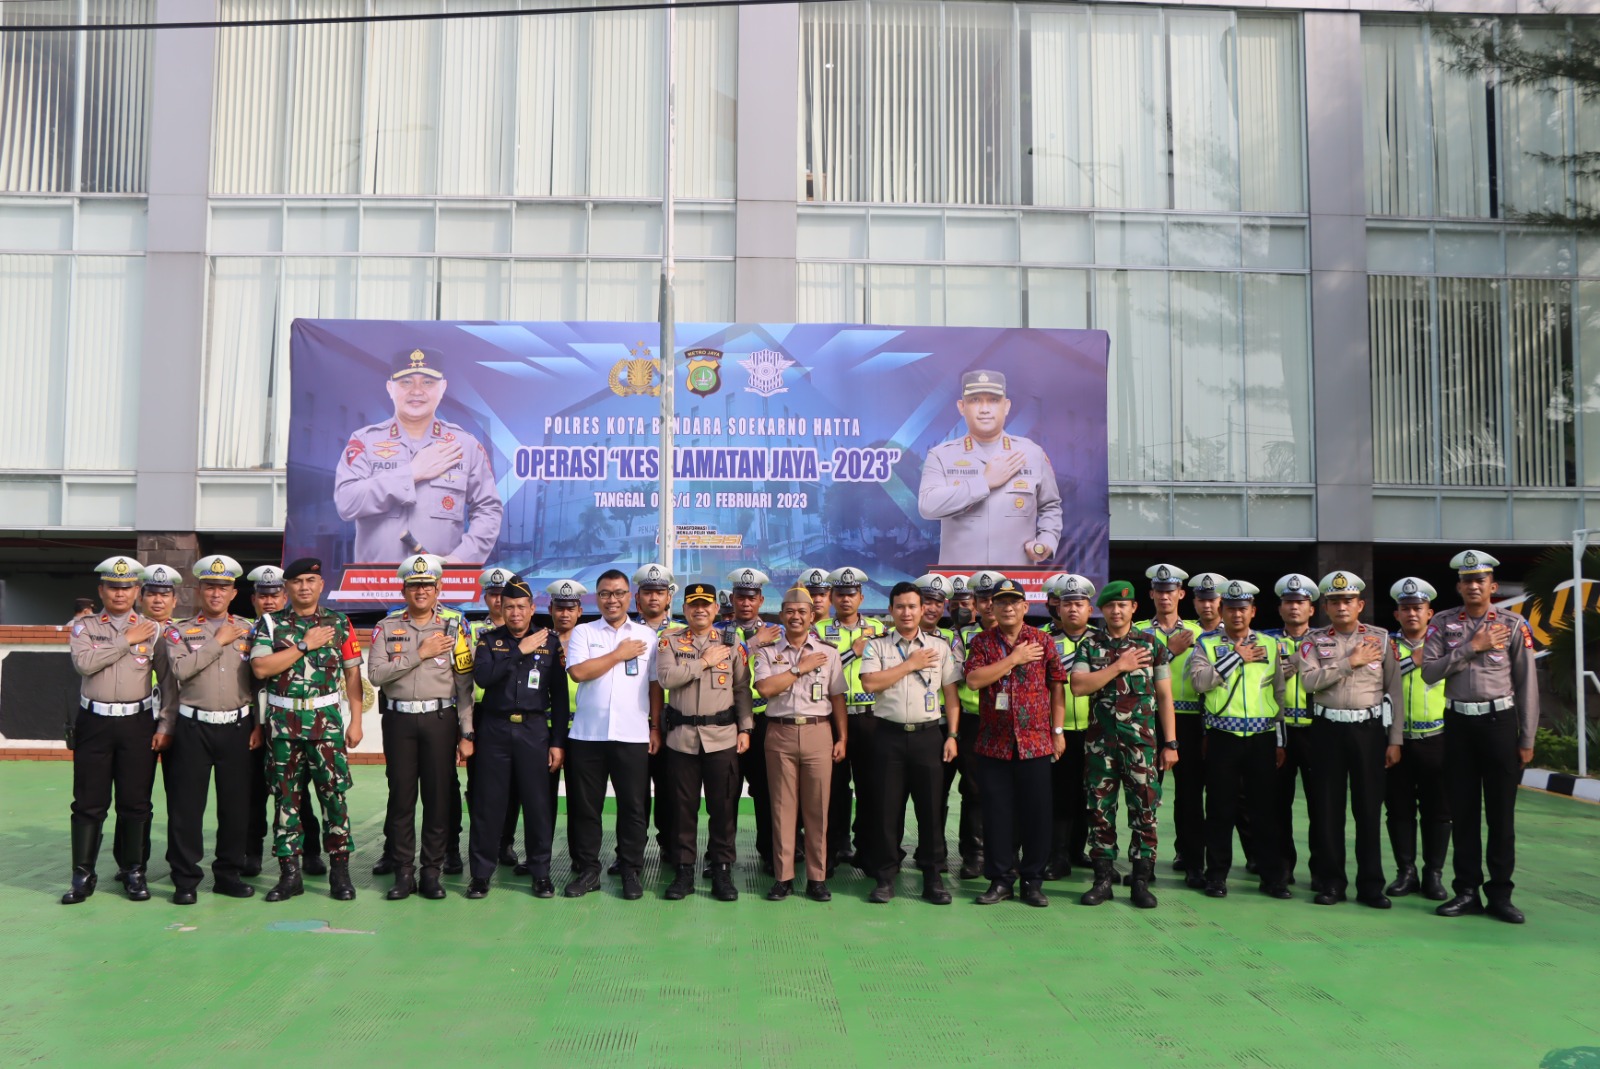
[1445,708,1521,901]
[1276,724,1318,881]
[565,739,650,875]
[666,745,741,866]
[381,709,459,872]
[975,752,1052,882]
[873,724,947,880]
[1203,729,1281,884]
[164,714,254,888]
[742,715,773,862]
[1049,728,1089,862]
[464,752,519,856]
[942,714,984,859]
[249,742,320,859]
[1172,713,1207,872]
[649,745,673,853]
[1307,716,1388,899]
[70,710,157,870]
[829,710,879,863]
[470,715,554,880]
[1386,731,1451,876]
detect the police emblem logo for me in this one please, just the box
[1402,579,1418,595]
[441,495,456,511]
[412,557,428,574]
[1014,497,1026,509]
[113,559,130,576]
[740,348,797,398]
[559,582,573,596]
[1463,551,1478,568]
[1199,575,1214,591]
[1332,573,1349,590]
[684,348,723,397]
[609,345,662,398]
[491,570,505,585]
[409,348,426,369]
[1156,565,1170,581]
[1287,576,1301,590]
[841,569,856,583]
[1226,581,1243,598]
[740,569,754,583]
[1063,578,1080,594]
[209,558,225,574]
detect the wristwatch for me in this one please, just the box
[1033,542,1048,558]
[460,732,476,742]
[1162,740,1179,751]
[295,640,309,653]
[1052,726,1066,736]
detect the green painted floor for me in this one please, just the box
[2,762,1597,1068]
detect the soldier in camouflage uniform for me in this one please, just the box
[250,558,365,902]
[1069,580,1180,909]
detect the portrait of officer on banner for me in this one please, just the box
[916,369,1063,567]
[332,347,504,565]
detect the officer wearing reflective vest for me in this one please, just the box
[720,567,782,874]
[1292,570,1403,909]
[1422,549,1539,925]
[1261,572,1320,889]
[1384,576,1450,902]
[1042,573,1095,880]
[939,572,985,880]
[1135,563,1205,886]
[634,562,680,872]
[816,566,887,874]
[1187,580,1291,900]
[62,556,161,905]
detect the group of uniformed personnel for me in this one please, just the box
[61,548,1539,922]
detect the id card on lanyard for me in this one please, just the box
[994,633,1021,711]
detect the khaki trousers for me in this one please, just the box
[765,720,834,882]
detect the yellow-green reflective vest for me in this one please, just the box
[1264,628,1311,727]
[1197,631,1280,735]
[1136,619,1204,714]
[1391,633,1446,738]
[816,617,887,707]
[1052,631,1092,731]
[955,623,982,716]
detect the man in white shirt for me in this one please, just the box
[563,568,656,900]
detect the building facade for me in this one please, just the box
[0,0,1596,620]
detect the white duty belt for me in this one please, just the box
[179,703,252,724]
[385,697,456,714]
[1313,703,1387,725]
[1448,696,1514,716]
[267,693,341,712]
[80,696,157,717]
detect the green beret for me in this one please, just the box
[1096,580,1136,607]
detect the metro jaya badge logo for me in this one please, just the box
[740,349,796,397]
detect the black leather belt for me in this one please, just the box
[665,705,737,728]
[877,718,942,733]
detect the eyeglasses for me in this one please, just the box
[596,590,630,601]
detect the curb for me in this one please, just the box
[1522,767,1600,802]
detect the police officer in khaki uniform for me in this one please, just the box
[367,553,476,901]
[1422,550,1539,924]
[1294,571,1403,908]
[917,370,1064,567]
[1385,577,1450,901]
[1263,573,1321,889]
[63,557,160,904]
[157,555,261,903]
[652,583,754,902]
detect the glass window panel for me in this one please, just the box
[277,257,358,464]
[1362,24,1428,217]
[1109,487,1171,539]
[945,266,1021,327]
[1506,230,1575,277]
[797,210,868,260]
[869,264,943,326]
[675,7,737,199]
[437,7,513,196]
[1243,273,1310,482]
[1094,214,1165,267]
[1374,492,1438,538]
[1580,236,1600,279]
[77,200,148,252]
[1430,43,1492,218]
[510,260,587,321]
[358,257,437,319]
[1238,16,1304,213]
[1025,268,1088,329]
[675,260,736,322]
[1096,269,1171,481]
[0,477,62,526]
[1019,212,1091,264]
[1369,275,1436,484]
[945,212,1019,263]
[439,259,511,320]
[942,2,1014,205]
[210,205,284,254]
[1172,490,1245,537]
[1581,281,1600,486]
[515,4,589,197]
[0,203,72,251]
[1368,225,1433,274]
[865,2,944,204]
[62,480,135,527]
[1499,25,1570,217]
[362,205,435,254]
[1511,496,1575,541]
[800,2,867,202]
[870,211,943,261]
[1168,12,1238,212]
[65,257,143,470]
[437,205,512,255]
[674,207,735,258]
[590,204,663,257]
[284,203,359,254]
[1171,271,1243,481]
[1507,279,1573,487]
[514,203,587,256]
[587,260,656,321]
[1439,493,1508,539]
[1246,489,1314,538]
[797,262,865,323]
[363,0,440,196]
[212,4,288,194]
[1240,219,1306,271]
[286,0,363,195]
[79,1,154,194]
[588,10,664,197]
[201,257,277,469]
[0,5,77,192]
[1025,8,1090,208]
[1169,218,1241,270]
[1435,227,1504,275]
[1437,276,1505,487]
[0,254,70,468]
[198,478,278,529]
[1090,10,1167,210]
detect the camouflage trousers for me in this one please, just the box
[1085,713,1159,862]
[270,732,354,860]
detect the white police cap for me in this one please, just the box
[968,569,1008,594]
[546,579,587,603]
[1188,572,1226,598]
[1220,579,1259,603]
[1318,570,1366,597]
[398,553,446,584]
[914,573,953,599]
[479,566,511,592]
[1450,549,1500,575]
[95,556,144,587]
[727,567,771,591]
[1391,577,1438,604]
[1274,573,1318,602]
[141,563,183,590]
[826,566,868,589]
[247,564,285,590]
[1055,574,1096,601]
[1146,563,1189,590]
[948,574,973,597]
[193,555,243,583]
[797,566,832,591]
[633,563,674,590]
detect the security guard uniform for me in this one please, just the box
[62,557,160,904]
[1187,581,1288,896]
[1261,572,1320,888]
[368,554,476,899]
[158,555,260,901]
[1385,577,1450,900]
[1293,571,1403,907]
[655,584,754,901]
[1422,550,1539,922]
[817,566,887,871]
[468,574,570,897]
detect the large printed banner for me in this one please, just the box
[286,321,1109,608]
